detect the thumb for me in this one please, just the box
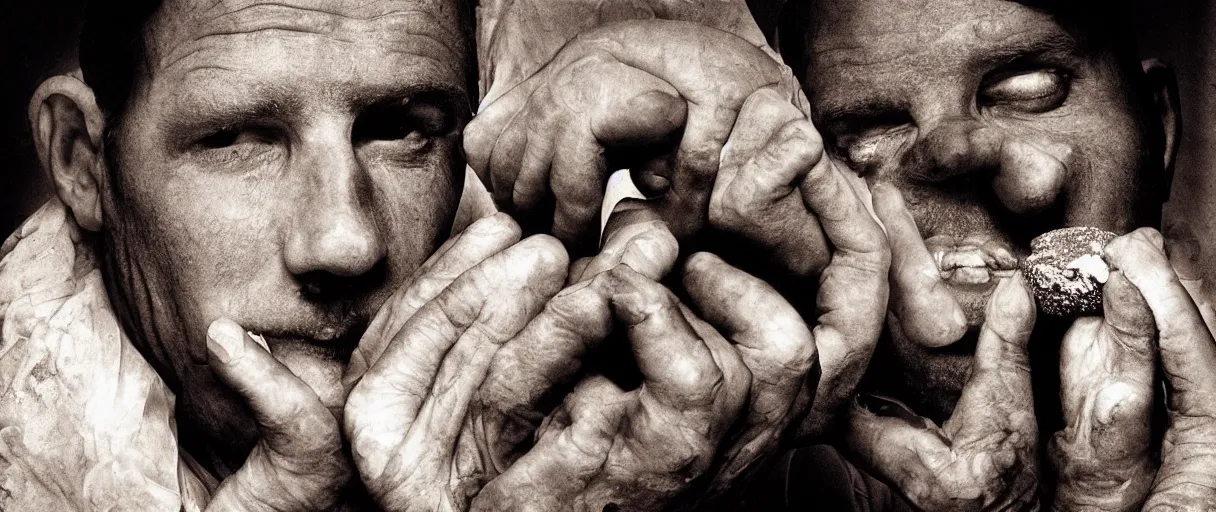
[204,318,349,512]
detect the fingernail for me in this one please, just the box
[207,318,244,364]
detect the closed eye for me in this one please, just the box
[979,68,1070,113]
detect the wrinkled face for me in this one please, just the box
[801,0,1164,417]
[100,0,468,462]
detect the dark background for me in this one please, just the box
[3,2,1213,282]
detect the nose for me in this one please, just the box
[903,119,1066,215]
[284,125,386,282]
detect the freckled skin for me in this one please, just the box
[800,0,1163,419]
[98,0,470,476]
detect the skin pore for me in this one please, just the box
[799,0,1173,419]
[95,0,471,474]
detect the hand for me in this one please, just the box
[845,273,1040,512]
[182,318,350,511]
[470,171,886,510]
[1050,228,1216,511]
[476,0,776,106]
[1049,231,1157,511]
[469,243,758,511]
[464,18,806,250]
[343,213,569,510]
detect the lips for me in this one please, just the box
[254,322,365,363]
[926,234,1020,287]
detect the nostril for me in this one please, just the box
[296,260,388,302]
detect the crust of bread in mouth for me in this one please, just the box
[1021,226,1117,316]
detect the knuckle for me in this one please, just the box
[667,357,726,406]
[777,119,825,164]
[469,212,522,240]
[518,234,570,277]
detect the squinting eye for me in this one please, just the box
[979,69,1070,113]
[197,127,273,149]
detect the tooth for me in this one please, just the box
[934,250,945,269]
[951,267,992,285]
[981,240,1018,269]
[941,250,987,270]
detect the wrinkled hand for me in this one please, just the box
[470,172,886,510]
[1050,228,1216,511]
[468,212,773,510]
[845,272,1041,512]
[343,213,569,510]
[181,318,351,512]
[465,18,807,250]
[476,0,776,106]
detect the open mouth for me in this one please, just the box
[255,323,365,363]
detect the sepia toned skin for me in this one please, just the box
[470,0,1215,510]
[33,0,889,510]
[789,0,1216,510]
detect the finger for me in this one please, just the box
[847,275,1038,511]
[205,318,348,512]
[578,20,792,242]
[464,78,535,179]
[579,297,749,510]
[577,201,679,283]
[798,149,891,437]
[548,63,682,251]
[1105,229,1216,510]
[475,273,616,471]
[845,395,961,508]
[509,101,560,212]
[940,272,1039,510]
[345,213,521,385]
[709,88,832,279]
[345,236,567,485]
[550,118,609,251]
[1105,228,1216,417]
[590,87,686,147]
[470,377,633,512]
[682,252,817,493]
[872,182,967,348]
[486,98,537,209]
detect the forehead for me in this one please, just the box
[141,0,468,108]
[804,0,1070,102]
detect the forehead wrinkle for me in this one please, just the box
[150,0,465,76]
[809,0,1042,69]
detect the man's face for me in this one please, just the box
[802,0,1164,417]
[101,0,468,456]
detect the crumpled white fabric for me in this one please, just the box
[0,199,184,511]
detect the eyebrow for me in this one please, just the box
[816,98,907,127]
[975,30,1080,69]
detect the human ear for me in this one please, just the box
[29,72,108,232]
[1141,59,1181,182]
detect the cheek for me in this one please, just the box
[997,86,1145,231]
[106,152,288,363]
[367,141,463,280]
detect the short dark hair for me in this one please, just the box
[78,0,163,121]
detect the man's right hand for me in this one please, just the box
[184,318,350,512]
